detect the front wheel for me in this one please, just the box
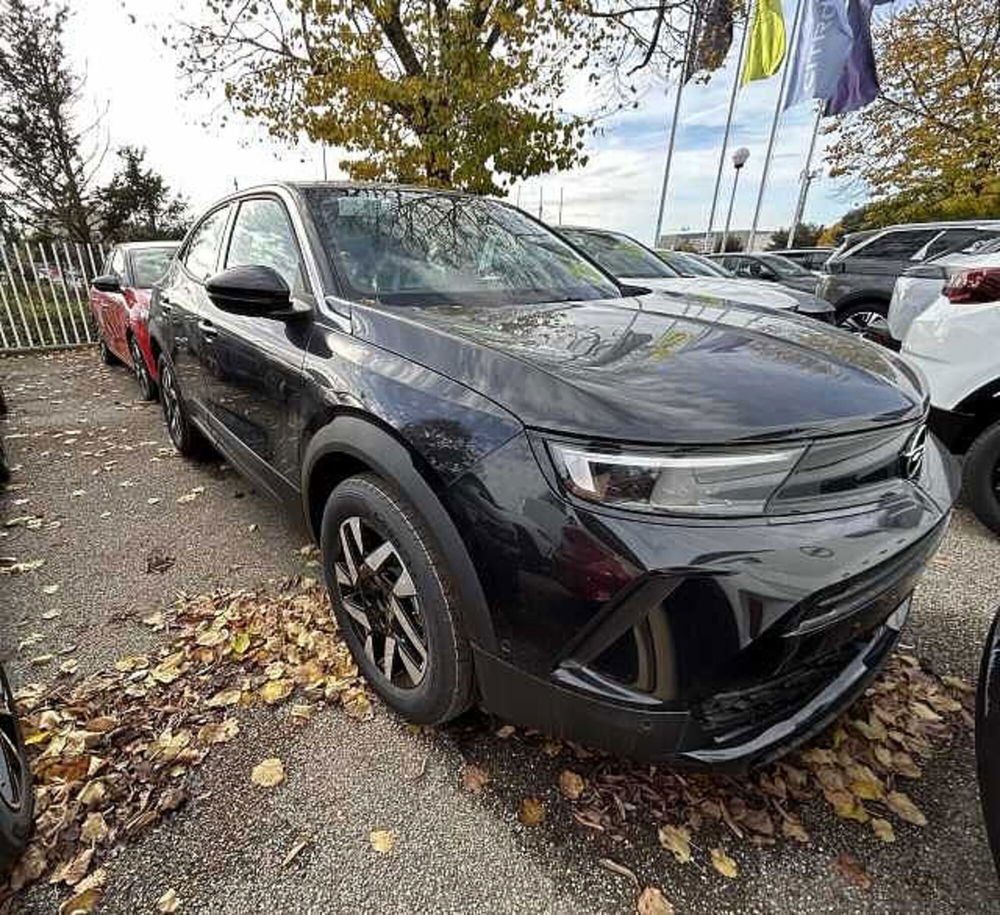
[128,335,157,401]
[964,420,1000,536]
[320,473,473,725]
[98,337,117,366]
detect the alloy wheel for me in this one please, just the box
[0,674,26,812]
[130,337,153,399]
[838,310,890,340]
[160,361,183,446]
[333,516,428,689]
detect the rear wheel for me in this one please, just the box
[157,354,209,458]
[320,473,473,724]
[964,420,1000,535]
[128,335,157,401]
[0,667,33,877]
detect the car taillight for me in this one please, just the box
[944,267,1000,304]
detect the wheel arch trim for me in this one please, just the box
[302,415,498,653]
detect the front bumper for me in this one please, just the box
[446,431,957,771]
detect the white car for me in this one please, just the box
[903,257,1000,534]
[889,234,1000,344]
[559,227,836,321]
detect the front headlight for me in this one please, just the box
[548,442,805,517]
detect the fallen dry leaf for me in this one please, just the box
[250,757,285,788]
[558,769,585,800]
[282,834,314,867]
[461,764,490,794]
[598,857,638,886]
[157,887,180,913]
[833,853,872,891]
[518,797,546,826]
[871,817,896,843]
[886,791,927,826]
[369,829,396,853]
[636,886,674,915]
[658,824,692,864]
[710,847,738,879]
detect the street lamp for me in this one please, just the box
[721,147,750,254]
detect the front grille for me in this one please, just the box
[695,641,858,740]
[768,421,921,515]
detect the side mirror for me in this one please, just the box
[92,274,121,293]
[205,265,293,317]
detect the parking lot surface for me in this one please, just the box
[2,347,999,914]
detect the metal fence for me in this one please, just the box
[0,240,107,352]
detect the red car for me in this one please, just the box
[90,241,180,399]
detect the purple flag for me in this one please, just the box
[824,0,889,115]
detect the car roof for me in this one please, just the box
[869,219,1000,232]
[119,241,181,251]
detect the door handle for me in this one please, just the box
[198,319,218,340]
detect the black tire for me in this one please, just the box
[964,420,1000,536]
[157,353,210,458]
[0,667,33,877]
[836,300,891,343]
[99,337,118,366]
[128,335,157,401]
[320,473,473,725]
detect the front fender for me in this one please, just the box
[302,416,499,653]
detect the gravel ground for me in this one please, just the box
[2,347,999,914]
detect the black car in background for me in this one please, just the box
[148,183,955,769]
[709,252,821,295]
[978,607,1000,877]
[0,665,32,876]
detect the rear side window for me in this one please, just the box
[926,228,1000,260]
[109,248,126,279]
[225,198,308,295]
[183,207,230,281]
[854,230,936,260]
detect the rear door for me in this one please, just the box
[93,247,129,359]
[159,205,232,421]
[198,195,314,497]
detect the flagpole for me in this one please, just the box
[746,0,805,251]
[787,100,823,247]
[704,0,755,254]
[652,12,697,248]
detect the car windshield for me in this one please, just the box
[560,229,678,279]
[131,247,178,288]
[759,253,812,277]
[303,187,621,306]
[658,250,731,277]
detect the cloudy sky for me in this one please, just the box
[65,0,877,243]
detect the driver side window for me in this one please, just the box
[184,207,230,282]
[225,198,308,296]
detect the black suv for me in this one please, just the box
[148,183,955,770]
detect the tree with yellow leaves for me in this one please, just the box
[825,0,1000,225]
[170,0,727,196]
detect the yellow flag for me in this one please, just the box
[741,0,787,84]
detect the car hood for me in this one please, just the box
[352,293,925,444]
[623,276,831,311]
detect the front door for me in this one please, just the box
[198,195,313,498]
[160,205,232,424]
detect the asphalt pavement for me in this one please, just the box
[1,347,999,914]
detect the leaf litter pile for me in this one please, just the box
[4,577,369,912]
[2,566,976,912]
